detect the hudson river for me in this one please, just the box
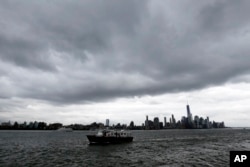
[1,129,250,166]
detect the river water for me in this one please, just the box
[0,128,250,167]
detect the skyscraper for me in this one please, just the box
[145,115,149,129]
[186,104,191,117]
[172,114,176,124]
[153,117,160,129]
[164,117,167,127]
[186,104,193,128]
[106,119,109,127]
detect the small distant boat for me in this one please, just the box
[87,129,133,144]
[56,127,73,132]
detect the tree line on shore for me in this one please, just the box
[0,121,142,130]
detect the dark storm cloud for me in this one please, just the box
[1,0,250,103]
[0,0,144,68]
[198,0,250,37]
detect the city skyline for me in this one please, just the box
[1,103,225,130]
[1,103,225,129]
[1,1,250,127]
[144,104,224,130]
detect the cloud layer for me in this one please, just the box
[1,0,250,106]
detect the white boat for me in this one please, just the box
[56,127,73,132]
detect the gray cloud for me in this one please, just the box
[1,0,250,104]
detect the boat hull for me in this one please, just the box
[87,135,133,144]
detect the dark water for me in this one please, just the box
[1,129,250,167]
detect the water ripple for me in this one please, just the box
[1,129,250,166]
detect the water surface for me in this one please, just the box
[1,129,250,166]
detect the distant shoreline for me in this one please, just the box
[0,127,237,131]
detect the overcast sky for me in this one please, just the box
[1,0,250,127]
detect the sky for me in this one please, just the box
[1,0,250,127]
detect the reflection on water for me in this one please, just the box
[1,129,250,166]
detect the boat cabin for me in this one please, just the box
[96,130,131,137]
